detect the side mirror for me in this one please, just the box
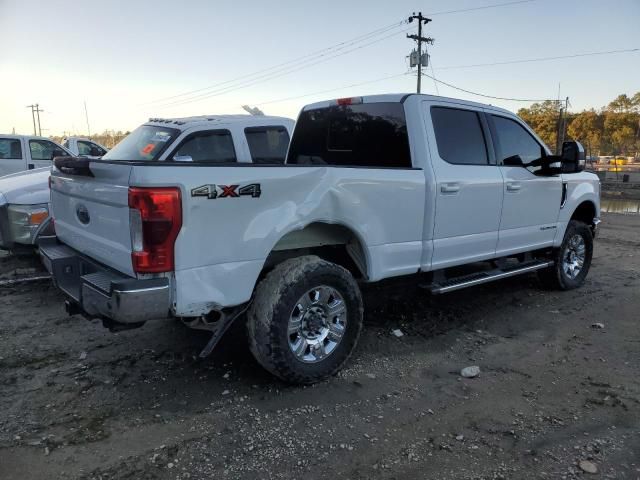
[51,148,67,160]
[503,155,524,167]
[561,141,586,173]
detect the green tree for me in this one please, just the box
[607,94,634,113]
[568,109,602,158]
[604,111,637,155]
[517,100,559,151]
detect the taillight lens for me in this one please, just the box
[128,187,182,273]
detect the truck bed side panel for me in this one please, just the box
[130,165,425,314]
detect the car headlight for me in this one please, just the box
[7,204,49,244]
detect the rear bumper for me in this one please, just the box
[39,239,171,324]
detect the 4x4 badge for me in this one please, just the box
[191,183,261,199]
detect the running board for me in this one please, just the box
[430,260,554,294]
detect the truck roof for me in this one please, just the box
[302,93,515,117]
[0,134,59,140]
[145,115,294,131]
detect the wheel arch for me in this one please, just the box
[262,221,371,281]
[570,200,597,225]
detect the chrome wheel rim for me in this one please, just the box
[288,286,347,363]
[562,234,586,279]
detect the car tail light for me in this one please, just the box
[128,187,182,273]
[336,97,363,106]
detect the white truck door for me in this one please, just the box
[27,139,61,170]
[487,113,563,255]
[423,102,503,269]
[0,137,27,176]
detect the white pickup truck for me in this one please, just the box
[62,137,109,158]
[41,96,600,383]
[0,135,73,177]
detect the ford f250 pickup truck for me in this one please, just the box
[41,96,600,384]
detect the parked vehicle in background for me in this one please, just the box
[0,135,73,177]
[62,137,109,158]
[0,168,54,252]
[41,97,599,384]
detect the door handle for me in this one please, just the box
[440,183,460,194]
[506,182,521,192]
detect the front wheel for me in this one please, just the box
[537,220,594,290]
[247,256,363,384]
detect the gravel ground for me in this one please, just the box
[0,213,638,480]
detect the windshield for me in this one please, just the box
[102,125,179,161]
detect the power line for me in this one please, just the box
[142,20,408,106]
[437,48,640,70]
[420,72,555,102]
[152,27,415,109]
[428,52,439,95]
[425,0,536,16]
[255,73,411,106]
[144,0,540,108]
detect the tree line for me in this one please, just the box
[517,92,640,158]
[51,130,130,149]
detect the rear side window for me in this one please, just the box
[0,139,22,159]
[245,126,290,164]
[287,102,412,168]
[171,130,236,163]
[102,125,179,162]
[491,115,544,164]
[431,107,488,165]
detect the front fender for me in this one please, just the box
[555,173,600,246]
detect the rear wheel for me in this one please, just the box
[247,256,363,384]
[537,220,593,290]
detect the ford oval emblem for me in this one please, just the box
[76,204,90,225]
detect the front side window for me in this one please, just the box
[102,125,179,162]
[77,140,106,157]
[431,107,488,165]
[29,140,58,160]
[287,102,412,168]
[0,139,22,159]
[77,141,93,156]
[492,115,544,164]
[171,130,236,163]
[245,126,290,164]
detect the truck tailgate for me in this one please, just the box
[50,161,135,276]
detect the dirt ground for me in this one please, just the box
[0,213,638,480]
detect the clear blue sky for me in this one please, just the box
[1,0,638,136]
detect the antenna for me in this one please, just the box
[84,101,91,138]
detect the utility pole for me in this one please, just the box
[26,104,37,136]
[407,12,434,94]
[35,104,43,136]
[556,97,569,154]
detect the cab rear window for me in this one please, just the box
[102,125,179,161]
[287,102,412,168]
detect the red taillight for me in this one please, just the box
[128,187,182,273]
[336,96,363,106]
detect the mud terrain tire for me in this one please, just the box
[538,220,593,290]
[247,256,363,384]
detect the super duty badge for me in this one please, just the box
[191,183,262,199]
